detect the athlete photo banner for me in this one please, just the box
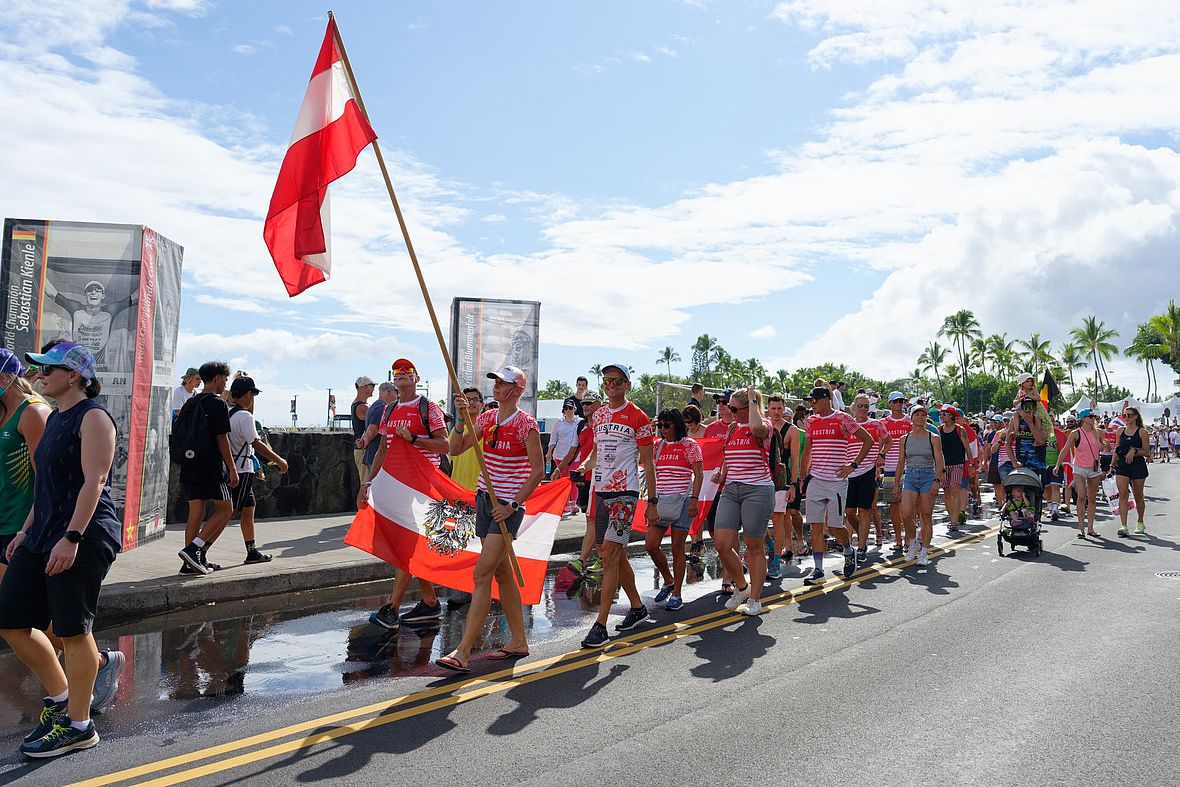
[0,219,184,550]
[345,438,571,604]
[449,297,540,416]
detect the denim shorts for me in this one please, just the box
[902,466,937,494]
[714,482,773,538]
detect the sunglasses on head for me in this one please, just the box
[392,366,416,375]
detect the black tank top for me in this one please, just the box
[350,400,366,438]
[940,424,966,465]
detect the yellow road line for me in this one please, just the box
[71,525,998,787]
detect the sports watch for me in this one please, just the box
[64,530,83,544]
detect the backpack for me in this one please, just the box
[170,393,215,466]
[767,423,789,492]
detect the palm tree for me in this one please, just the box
[969,337,989,375]
[1147,300,1180,384]
[1059,341,1086,392]
[918,340,949,400]
[939,310,982,410]
[1017,333,1052,373]
[587,364,603,391]
[691,334,719,385]
[1125,324,1167,401]
[744,357,767,387]
[906,367,926,392]
[766,368,791,395]
[656,346,681,381]
[1070,316,1119,397]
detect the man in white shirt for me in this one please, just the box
[171,367,200,419]
[227,377,288,564]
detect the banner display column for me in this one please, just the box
[449,297,541,416]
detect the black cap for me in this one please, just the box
[230,376,261,398]
[711,388,734,402]
[809,387,831,399]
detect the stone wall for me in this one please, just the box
[167,429,555,523]
[168,431,360,523]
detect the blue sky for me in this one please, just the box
[2,1,1179,425]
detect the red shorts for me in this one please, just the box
[945,464,965,486]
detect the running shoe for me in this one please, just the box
[616,605,650,632]
[842,551,857,578]
[741,599,763,616]
[766,557,783,580]
[653,583,675,604]
[90,650,125,713]
[802,568,825,586]
[20,720,99,758]
[24,699,68,743]
[1117,527,1129,538]
[581,622,609,648]
[402,601,443,623]
[1050,511,1060,522]
[957,511,967,525]
[855,548,867,564]
[565,558,586,577]
[664,595,684,611]
[587,556,605,574]
[177,543,209,575]
[368,604,401,630]
[1134,523,1146,535]
[447,592,473,609]
[904,540,921,562]
[724,584,751,611]
[917,547,929,567]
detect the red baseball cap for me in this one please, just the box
[391,358,417,374]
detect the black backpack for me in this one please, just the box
[767,423,789,492]
[170,393,215,466]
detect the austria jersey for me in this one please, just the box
[476,408,539,499]
[380,397,446,467]
[655,437,703,495]
[879,415,911,473]
[723,421,773,486]
[592,400,655,493]
[846,419,882,478]
[806,411,860,481]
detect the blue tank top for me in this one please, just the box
[26,399,122,554]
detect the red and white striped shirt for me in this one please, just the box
[656,438,703,495]
[592,401,655,493]
[879,415,911,473]
[806,411,860,481]
[847,418,882,478]
[476,408,539,499]
[380,397,446,467]
[724,420,773,486]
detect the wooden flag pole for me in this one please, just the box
[329,11,525,587]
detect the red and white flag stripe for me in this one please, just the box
[345,439,572,605]
[629,438,724,535]
[264,18,377,297]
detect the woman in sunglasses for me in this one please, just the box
[0,349,51,583]
[1055,409,1107,538]
[1113,407,1150,536]
[646,408,702,611]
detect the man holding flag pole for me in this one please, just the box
[263,13,529,612]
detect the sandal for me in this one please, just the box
[487,648,529,661]
[1076,533,1084,539]
[719,583,734,595]
[435,655,470,673]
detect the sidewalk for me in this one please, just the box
[98,512,592,627]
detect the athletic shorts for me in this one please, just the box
[846,471,876,510]
[1099,454,1112,473]
[594,492,638,546]
[773,489,789,514]
[805,476,848,526]
[232,472,257,511]
[182,466,231,503]
[880,470,899,504]
[1046,466,1064,487]
[475,489,524,538]
[786,479,804,511]
[902,466,938,494]
[653,493,693,532]
[714,482,773,538]
[0,531,118,638]
[945,464,965,487]
[1073,466,1103,481]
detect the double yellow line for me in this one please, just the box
[73,525,999,787]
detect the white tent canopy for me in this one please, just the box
[1068,395,1180,423]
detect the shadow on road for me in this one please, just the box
[792,589,880,626]
[686,616,776,682]
[486,662,630,736]
[261,523,352,559]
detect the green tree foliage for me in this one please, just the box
[538,379,573,400]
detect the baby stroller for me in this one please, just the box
[998,467,1043,557]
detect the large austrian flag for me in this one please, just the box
[263,18,377,297]
[631,438,725,535]
[346,439,572,605]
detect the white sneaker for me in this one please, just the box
[904,540,920,562]
[741,599,763,616]
[725,584,751,610]
[917,547,929,567]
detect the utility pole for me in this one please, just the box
[291,395,298,429]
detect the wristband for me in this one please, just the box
[410,433,419,444]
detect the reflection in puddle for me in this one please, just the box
[0,547,730,737]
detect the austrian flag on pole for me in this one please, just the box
[345,440,572,605]
[263,18,376,297]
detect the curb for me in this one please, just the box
[95,533,592,629]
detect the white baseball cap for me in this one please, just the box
[1017,372,1034,385]
[355,375,376,387]
[487,366,527,391]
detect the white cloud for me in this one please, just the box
[750,324,777,339]
[232,44,256,55]
[630,52,652,62]
[273,24,293,35]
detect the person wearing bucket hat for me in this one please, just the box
[171,367,201,420]
[0,349,51,581]
[0,340,125,757]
